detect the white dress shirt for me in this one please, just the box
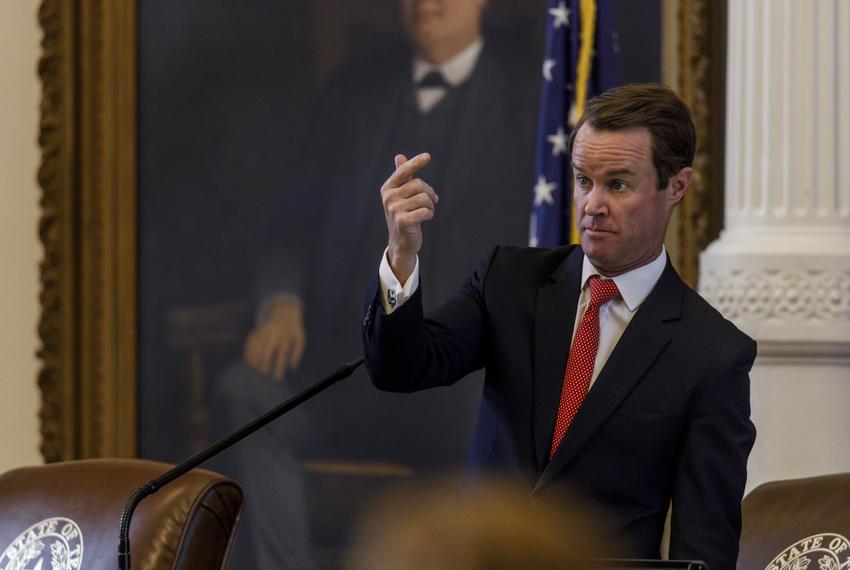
[378,247,668,388]
[412,38,484,113]
[574,249,667,387]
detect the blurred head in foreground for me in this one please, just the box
[346,477,604,570]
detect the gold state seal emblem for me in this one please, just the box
[765,533,850,570]
[0,517,84,570]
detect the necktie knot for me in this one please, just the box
[418,70,449,89]
[587,275,621,308]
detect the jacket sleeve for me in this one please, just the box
[361,247,499,393]
[669,337,757,570]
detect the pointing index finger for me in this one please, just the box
[386,152,431,188]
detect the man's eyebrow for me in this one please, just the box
[605,169,637,177]
[570,164,637,178]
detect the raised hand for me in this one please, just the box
[380,152,439,284]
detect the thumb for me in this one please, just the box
[394,154,407,168]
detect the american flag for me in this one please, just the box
[529,0,622,247]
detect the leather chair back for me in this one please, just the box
[0,458,243,570]
[739,472,850,570]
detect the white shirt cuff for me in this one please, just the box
[378,247,420,314]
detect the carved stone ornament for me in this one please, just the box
[701,269,850,323]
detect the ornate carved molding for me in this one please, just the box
[36,0,71,463]
[701,269,850,323]
[36,0,137,461]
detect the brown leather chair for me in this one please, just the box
[739,472,850,570]
[0,458,243,570]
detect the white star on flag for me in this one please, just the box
[547,127,567,156]
[549,2,570,28]
[534,175,557,206]
[543,59,556,82]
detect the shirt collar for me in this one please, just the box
[412,37,484,87]
[580,246,668,313]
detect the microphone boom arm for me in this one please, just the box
[117,356,365,570]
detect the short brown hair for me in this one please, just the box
[568,83,696,190]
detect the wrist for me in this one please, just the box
[387,246,416,284]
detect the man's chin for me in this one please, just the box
[579,235,604,253]
[580,246,615,272]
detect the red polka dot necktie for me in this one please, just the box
[550,275,622,458]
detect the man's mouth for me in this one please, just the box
[583,227,615,235]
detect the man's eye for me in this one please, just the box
[611,181,626,191]
[576,175,590,186]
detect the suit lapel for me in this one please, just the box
[533,257,685,492]
[532,247,583,472]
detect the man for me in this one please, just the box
[213,0,539,566]
[363,83,756,570]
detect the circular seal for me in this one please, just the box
[765,533,850,570]
[0,517,84,570]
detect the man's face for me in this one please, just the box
[571,125,688,276]
[401,0,485,58]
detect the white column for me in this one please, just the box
[700,0,850,492]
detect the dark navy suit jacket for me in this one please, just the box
[362,245,756,570]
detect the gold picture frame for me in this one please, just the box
[37,0,137,461]
[36,0,726,461]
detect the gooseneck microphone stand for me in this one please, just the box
[117,356,365,570]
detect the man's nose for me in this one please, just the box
[584,186,608,216]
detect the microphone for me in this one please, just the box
[117,356,365,570]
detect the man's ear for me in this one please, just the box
[667,166,693,205]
